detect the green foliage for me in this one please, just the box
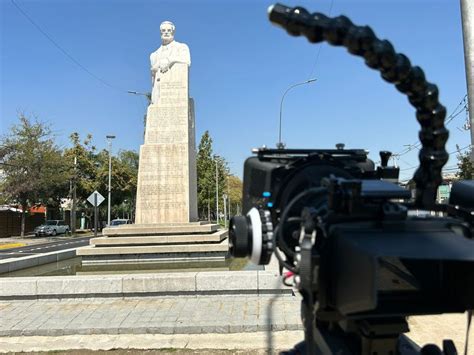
[0,114,68,235]
[94,148,139,207]
[456,150,473,179]
[63,133,138,222]
[227,174,243,215]
[63,132,99,200]
[196,131,215,219]
[196,131,230,220]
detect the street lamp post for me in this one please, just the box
[215,156,219,224]
[71,156,77,233]
[277,78,317,149]
[223,194,228,228]
[128,91,152,136]
[106,135,116,226]
[127,90,151,105]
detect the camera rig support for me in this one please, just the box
[268,3,449,210]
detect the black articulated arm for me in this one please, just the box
[268,3,449,208]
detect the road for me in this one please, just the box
[0,236,92,260]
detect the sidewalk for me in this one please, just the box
[0,294,472,353]
[0,294,303,353]
[0,295,302,337]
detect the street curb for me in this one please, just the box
[0,270,293,299]
[0,331,306,353]
[0,248,77,274]
[0,322,304,337]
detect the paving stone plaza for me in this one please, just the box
[0,295,472,353]
[0,295,302,337]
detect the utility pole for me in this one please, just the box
[461,0,474,162]
[106,135,116,226]
[207,189,210,222]
[227,176,231,222]
[215,156,219,224]
[71,156,77,233]
[223,194,228,228]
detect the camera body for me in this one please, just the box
[232,146,377,265]
[231,146,474,320]
[241,147,376,216]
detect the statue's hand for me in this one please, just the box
[159,58,170,73]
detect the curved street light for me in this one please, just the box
[127,90,151,105]
[277,78,317,149]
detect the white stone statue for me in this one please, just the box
[150,21,191,104]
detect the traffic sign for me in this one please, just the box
[438,185,450,200]
[87,191,105,207]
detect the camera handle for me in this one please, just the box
[268,3,449,209]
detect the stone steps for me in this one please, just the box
[78,239,228,256]
[90,230,228,246]
[80,223,229,264]
[103,223,219,236]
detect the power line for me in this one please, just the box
[398,144,471,173]
[308,0,335,79]
[445,104,468,125]
[395,94,469,157]
[449,143,471,155]
[10,0,126,93]
[397,95,468,156]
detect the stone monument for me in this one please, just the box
[78,21,227,265]
[135,20,198,224]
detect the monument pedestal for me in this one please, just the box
[78,222,228,264]
[135,63,197,223]
[80,64,228,264]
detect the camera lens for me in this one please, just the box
[228,215,252,258]
[228,208,273,265]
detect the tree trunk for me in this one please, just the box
[20,205,26,237]
[207,199,210,222]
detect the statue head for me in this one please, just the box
[160,21,175,45]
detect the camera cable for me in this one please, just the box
[277,187,327,259]
[272,224,298,273]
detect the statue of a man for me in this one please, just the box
[150,21,191,104]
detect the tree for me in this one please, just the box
[63,132,100,201]
[197,131,215,220]
[64,134,139,226]
[0,114,68,236]
[215,156,228,221]
[196,131,229,221]
[456,150,473,180]
[95,149,138,220]
[112,150,139,219]
[227,174,243,216]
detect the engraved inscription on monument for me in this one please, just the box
[135,21,198,224]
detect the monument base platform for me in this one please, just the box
[77,223,228,264]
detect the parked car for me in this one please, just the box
[34,220,70,237]
[109,219,132,227]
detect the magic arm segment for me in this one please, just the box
[268,3,449,208]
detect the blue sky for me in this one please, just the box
[1,0,469,181]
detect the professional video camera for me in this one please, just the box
[228,4,474,354]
